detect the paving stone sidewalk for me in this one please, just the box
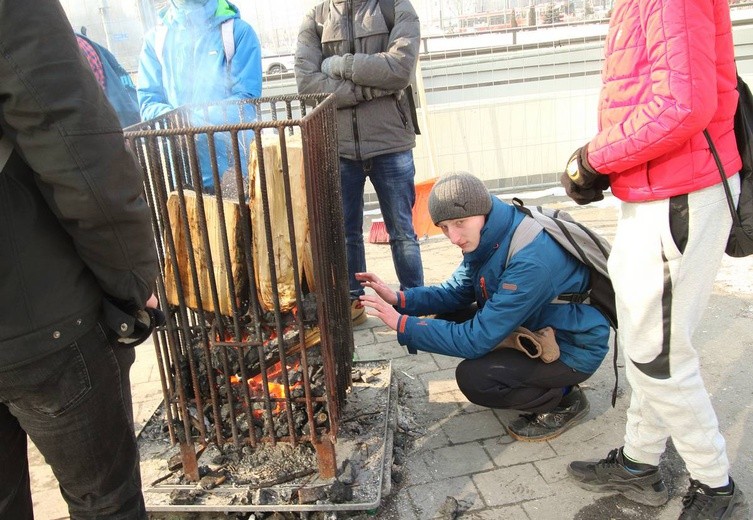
[29,192,753,519]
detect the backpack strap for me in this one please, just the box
[0,135,13,171]
[221,19,235,63]
[314,2,330,39]
[506,215,543,266]
[154,22,167,65]
[378,0,395,29]
[220,19,235,95]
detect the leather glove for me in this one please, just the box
[355,85,395,102]
[562,144,610,205]
[103,297,166,348]
[321,54,354,80]
[561,171,611,205]
[494,326,560,363]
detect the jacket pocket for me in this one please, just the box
[395,97,409,128]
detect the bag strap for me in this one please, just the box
[703,129,741,227]
[378,0,395,29]
[220,19,235,95]
[0,134,13,171]
[154,22,167,64]
[506,215,543,266]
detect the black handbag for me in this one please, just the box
[704,75,753,257]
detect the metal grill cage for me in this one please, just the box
[124,94,353,479]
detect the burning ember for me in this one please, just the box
[229,359,304,419]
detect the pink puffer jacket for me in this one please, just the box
[587,0,741,202]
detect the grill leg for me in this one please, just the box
[179,441,200,482]
[313,438,337,479]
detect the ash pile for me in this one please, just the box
[138,361,402,518]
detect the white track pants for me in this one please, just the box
[609,176,740,488]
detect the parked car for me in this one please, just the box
[262,53,295,75]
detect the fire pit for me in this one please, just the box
[137,361,395,515]
[124,94,356,491]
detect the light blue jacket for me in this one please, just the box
[137,0,262,188]
[395,197,610,374]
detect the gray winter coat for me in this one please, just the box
[295,0,420,160]
[0,0,158,370]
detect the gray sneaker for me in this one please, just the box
[567,447,669,506]
[506,385,590,442]
[679,478,751,519]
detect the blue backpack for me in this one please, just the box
[77,34,141,128]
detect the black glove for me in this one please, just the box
[103,297,166,348]
[561,145,610,205]
[561,171,611,205]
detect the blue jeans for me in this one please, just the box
[0,324,146,519]
[340,150,424,296]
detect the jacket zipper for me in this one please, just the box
[348,0,361,159]
[479,276,489,301]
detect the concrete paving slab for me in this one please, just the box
[406,443,495,485]
[472,463,553,507]
[441,410,505,444]
[461,505,530,519]
[482,437,557,468]
[406,475,482,518]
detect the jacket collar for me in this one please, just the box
[462,197,515,266]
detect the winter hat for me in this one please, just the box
[428,172,493,225]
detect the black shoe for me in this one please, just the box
[567,447,668,506]
[506,386,590,442]
[679,478,751,519]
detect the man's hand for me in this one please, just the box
[355,272,398,305]
[359,294,401,330]
[321,54,354,80]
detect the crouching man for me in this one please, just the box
[358,172,611,441]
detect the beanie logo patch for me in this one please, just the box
[454,201,469,210]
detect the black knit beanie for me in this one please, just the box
[428,172,493,225]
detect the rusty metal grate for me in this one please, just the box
[124,94,353,480]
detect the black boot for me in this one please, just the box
[506,385,590,442]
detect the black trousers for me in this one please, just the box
[0,324,146,520]
[455,349,590,413]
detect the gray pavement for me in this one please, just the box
[28,191,753,519]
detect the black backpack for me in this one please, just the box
[77,34,140,128]
[704,74,753,257]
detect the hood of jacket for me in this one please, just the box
[162,0,239,29]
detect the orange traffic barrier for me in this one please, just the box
[412,177,442,238]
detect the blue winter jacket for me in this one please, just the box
[137,0,262,189]
[395,197,610,374]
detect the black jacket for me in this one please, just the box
[0,0,158,369]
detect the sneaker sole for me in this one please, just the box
[506,402,590,442]
[567,470,669,507]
